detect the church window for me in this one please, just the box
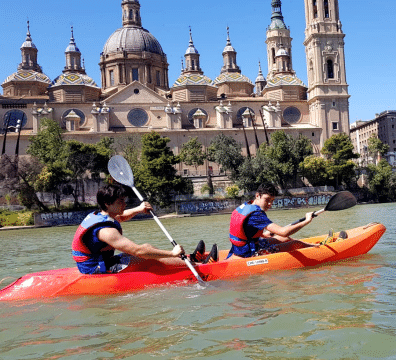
[283,107,301,124]
[192,60,195,70]
[128,108,149,127]
[3,110,27,130]
[188,108,208,125]
[132,68,139,81]
[109,70,114,86]
[156,71,161,86]
[272,48,276,64]
[327,60,334,79]
[236,107,255,126]
[62,109,85,127]
[313,0,318,18]
[129,9,133,20]
[324,0,329,18]
[332,122,339,130]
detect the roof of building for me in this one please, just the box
[266,74,305,88]
[103,26,165,56]
[214,73,253,85]
[50,73,99,88]
[2,70,51,85]
[173,74,215,87]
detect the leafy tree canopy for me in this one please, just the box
[179,137,206,170]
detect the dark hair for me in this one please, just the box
[256,183,278,197]
[97,184,128,211]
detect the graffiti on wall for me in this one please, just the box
[35,210,92,227]
[271,194,332,209]
[179,200,235,214]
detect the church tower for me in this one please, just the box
[303,0,350,144]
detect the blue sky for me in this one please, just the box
[0,0,395,122]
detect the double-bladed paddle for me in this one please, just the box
[108,155,205,286]
[290,190,357,225]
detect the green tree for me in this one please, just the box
[179,137,206,172]
[368,135,390,160]
[114,134,142,175]
[299,155,329,186]
[366,159,396,202]
[321,133,359,189]
[207,133,244,179]
[135,131,193,207]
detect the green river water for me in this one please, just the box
[0,203,395,359]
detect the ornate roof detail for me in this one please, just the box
[50,73,99,88]
[223,27,235,54]
[173,74,215,87]
[266,74,305,88]
[3,70,51,85]
[65,26,80,53]
[268,0,287,30]
[21,21,36,49]
[214,73,252,85]
[185,27,199,55]
[255,61,265,83]
[103,26,165,56]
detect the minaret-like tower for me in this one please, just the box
[255,61,267,94]
[303,0,350,142]
[63,27,85,74]
[122,0,142,27]
[266,0,293,79]
[220,27,240,74]
[18,21,42,73]
[183,27,202,75]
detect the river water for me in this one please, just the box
[0,203,395,359]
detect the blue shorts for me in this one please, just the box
[256,238,280,255]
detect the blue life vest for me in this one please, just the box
[71,211,123,274]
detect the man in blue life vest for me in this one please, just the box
[228,183,319,259]
[72,184,189,274]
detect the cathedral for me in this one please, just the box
[0,0,349,177]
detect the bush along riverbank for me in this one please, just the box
[0,209,34,227]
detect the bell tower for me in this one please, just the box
[304,0,350,145]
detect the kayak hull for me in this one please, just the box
[0,223,386,301]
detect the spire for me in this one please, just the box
[21,20,36,49]
[122,0,142,27]
[255,61,267,94]
[221,26,239,74]
[269,0,287,30]
[63,26,85,74]
[65,26,80,53]
[18,21,41,72]
[183,27,202,74]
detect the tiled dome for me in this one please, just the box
[3,70,51,85]
[215,73,252,85]
[173,74,215,87]
[50,73,98,88]
[266,74,306,88]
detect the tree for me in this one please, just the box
[179,137,206,172]
[368,135,390,162]
[207,133,244,179]
[135,131,193,207]
[299,155,329,186]
[366,159,396,202]
[321,133,359,189]
[114,134,142,175]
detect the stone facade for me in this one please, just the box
[1,0,350,177]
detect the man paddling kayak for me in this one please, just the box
[227,183,319,259]
[72,184,215,274]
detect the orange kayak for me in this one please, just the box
[0,223,386,302]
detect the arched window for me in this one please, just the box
[62,109,86,127]
[129,9,133,20]
[272,48,276,64]
[327,59,334,79]
[313,0,318,18]
[324,0,329,18]
[3,110,27,130]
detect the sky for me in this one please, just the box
[0,0,395,123]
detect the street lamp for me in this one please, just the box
[1,119,22,156]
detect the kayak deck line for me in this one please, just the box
[0,223,386,302]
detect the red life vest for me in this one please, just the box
[228,202,265,258]
[71,211,122,274]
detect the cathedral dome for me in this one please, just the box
[266,74,305,88]
[173,74,215,87]
[3,70,51,85]
[50,73,99,88]
[214,73,252,85]
[103,26,165,56]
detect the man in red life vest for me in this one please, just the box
[228,184,318,259]
[72,184,188,274]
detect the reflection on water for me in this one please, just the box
[0,203,396,359]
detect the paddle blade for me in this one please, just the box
[324,191,357,212]
[108,155,134,188]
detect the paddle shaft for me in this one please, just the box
[290,209,324,226]
[131,186,205,285]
